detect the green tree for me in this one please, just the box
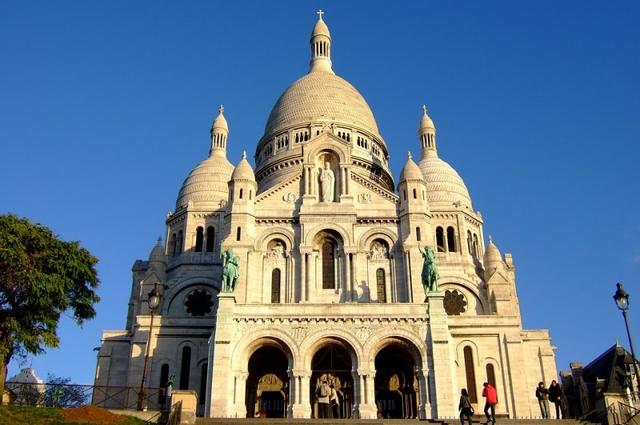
[0,214,99,403]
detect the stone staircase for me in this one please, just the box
[195,419,594,425]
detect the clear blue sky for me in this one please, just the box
[1,1,639,384]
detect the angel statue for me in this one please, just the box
[221,247,240,293]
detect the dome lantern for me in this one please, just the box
[309,10,334,74]
[419,105,436,157]
[210,105,229,157]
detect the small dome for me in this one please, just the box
[399,152,423,182]
[176,153,234,210]
[149,238,166,263]
[419,151,472,210]
[231,151,255,181]
[484,237,504,272]
[264,71,381,142]
[419,105,435,131]
[312,16,331,38]
[212,105,228,132]
[8,368,43,385]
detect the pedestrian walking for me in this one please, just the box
[548,380,562,419]
[482,382,497,425]
[315,375,331,418]
[459,388,474,425]
[536,382,550,419]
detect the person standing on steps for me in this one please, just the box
[329,383,340,418]
[315,375,331,418]
[459,388,474,425]
[536,381,550,419]
[548,380,563,419]
[482,382,497,425]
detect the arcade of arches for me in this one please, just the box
[242,337,423,419]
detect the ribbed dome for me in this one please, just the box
[231,152,255,181]
[263,72,381,141]
[312,18,330,38]
[400,153,423,182]
[418,151,472,209]
[176,153,234,209]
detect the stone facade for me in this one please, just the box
[94,11,557,420]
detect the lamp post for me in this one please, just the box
[613,282,640,395]
[137,283,161,411]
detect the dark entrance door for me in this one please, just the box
[310,342,354,418]
[375,343,419,418]
[246,346,288,418]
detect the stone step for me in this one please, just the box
[195,419,591,425]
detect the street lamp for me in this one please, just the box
[137,283,162,411]
[613,282,640,396]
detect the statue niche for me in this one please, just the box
[316,152,338,202]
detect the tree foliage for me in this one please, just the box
[0,214,99,399]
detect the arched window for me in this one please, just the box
[195,227,204,252]
[486,363,496,390]
[416,227,422,241]
[473,234,479,257]
[239,188,243,199]
[436,227,445,252]
[413,188,417,199]
[180,346,191,390]
[467,231,473,255]
[177,230,183,255]
[447,226,456,252]
[322,240,335,289]
[236,226,241,241]
[249,190,252,200]
[206,226,215,252]
[271,269,281,303]
[464,346,477,403]
[158,364,169,405]
[376,268,386,303]
[169,233,177,257]
[199,363,208,405]
[403,190,407,201]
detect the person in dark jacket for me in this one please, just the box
[548,380,563,419]
[536,381,550,419]
[459,388,473,425]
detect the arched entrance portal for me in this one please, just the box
[246,345,289,418]
[310,339,355,418]
[374,341,420,418]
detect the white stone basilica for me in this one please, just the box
[94,12,557,420]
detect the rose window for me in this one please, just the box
[443,289,467,316]
[184,289,214,316]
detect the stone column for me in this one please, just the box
[299,251,307,302]
[230,372,248,418]
[206,293,236,417]
[291,371,311,418]
[357,370,378,419]
[415,368,430,419]
[344,251,351,299]
[425,291,456,419]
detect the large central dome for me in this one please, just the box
[264,71,380,139]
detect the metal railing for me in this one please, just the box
[4,381,166,412]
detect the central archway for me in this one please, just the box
[246,345,289,418]
[310,339,355,419]
[374,341,420,419]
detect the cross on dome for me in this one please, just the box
[407,151,413,161]
[317,9,324,20]
[218,104,224,114]
[422,105,428,115]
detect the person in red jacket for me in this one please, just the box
[482,382,497,425]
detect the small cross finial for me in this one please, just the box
[422,104,428,115]
[488,235,493,244]
[317,9,324,20]
[242,150,247,160]
[218,104,224,114]
[407,151,413,160]
[157,236,162,245]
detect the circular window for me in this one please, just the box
[184,289,214,316]
[443,289,467,316]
